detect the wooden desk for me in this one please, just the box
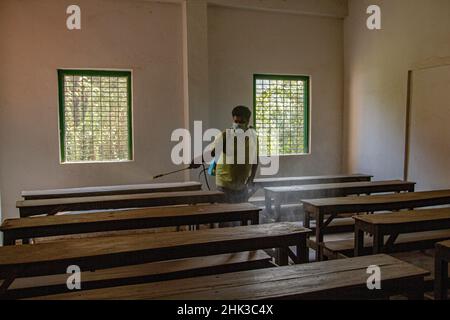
[1,203,261,245]
[4,251,273,300]
[254,174,372,188]
[302,189,450,260]
[435,240,450,300]
[0,222,311,294]
[354,208,450,256]
[21,182,202,200]
[34,254,428,300]
[16,190,225,217]
[265,180,415,220]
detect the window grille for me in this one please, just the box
[58,70,133,163]
[254,74,310,156]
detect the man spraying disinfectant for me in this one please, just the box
[192,106,259,203]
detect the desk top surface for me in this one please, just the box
[21,182,202,199]
[353,208,450,225]
[16,190,224,208]
[0,222,310,266]
[2,203,260,230]
[302,189,450,208]
[254,174,372,183]
[265,180,414,193]
[436,240,450,250]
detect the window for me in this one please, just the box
[58,70,133,163]
[253,74,310,156]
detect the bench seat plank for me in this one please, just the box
[21,182,203,200]
[32,255,428,300]
[391,250,450,287]
[322,229,450,258]
[16,190,225,217]
[254,174,372,188]
[2,251,272,299]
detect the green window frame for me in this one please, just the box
[58,69,133,163]
[253,74,310,156]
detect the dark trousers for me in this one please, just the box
[217,186,249,203]
[216,186,249,227]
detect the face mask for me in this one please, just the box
[232,122,247,130]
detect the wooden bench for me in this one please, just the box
[1,203,261,245]
[0,222,311,294]
[16,190,225,217]
[435,240,450,300]
[389,249,450,295]
[302,189,450,260]
[32,254,428,300]
[254,173,372,188]
[265,180,415,220]
[323,230,450,259]
[354,208,450,256]
[21,181,202,200]
[1,251,273,300]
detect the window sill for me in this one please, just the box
[262,153,311,157]
[60,160,134,165]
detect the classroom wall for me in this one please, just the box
[208,5,344,177]
[0,0,185,220]
[408,65,450,191]
[343,0,450,186]
[0,0,347,222]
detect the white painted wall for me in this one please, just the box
[208,5,345,177]
[343,0,450,184]
[0,0,185,220]
[408,65,450,191]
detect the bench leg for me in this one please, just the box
[373,231,384,254]
[265,191,272,217]
[296,236,309,264]
[274,196,282,222]
[276,247,289,266]
[354,227,365,257]
[315,213,324,261]
[303,210,310,229]
[250,213,259,225]
[2,233,15,246]
[0,274,17,295]
[405,277,425,300]
[435,253,448,300]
